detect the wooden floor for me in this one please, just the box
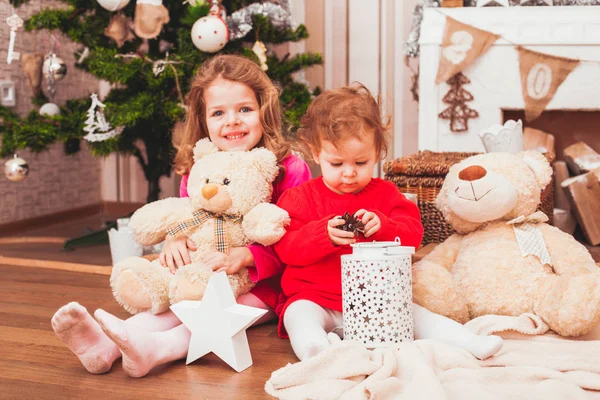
[0,214,296,399]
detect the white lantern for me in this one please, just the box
[39,102,60,116]
[191,14,229,53]
[97,0,131,11]
[341,240,415,348]
[108,218,143,264]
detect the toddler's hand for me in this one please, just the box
[328,217,357,246]
[354,209,381,238]
[159,235,197,274]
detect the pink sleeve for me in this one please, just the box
[246,154,312,282]
[179,175,189,198]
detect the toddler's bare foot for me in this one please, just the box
[94,309,158,378]
[51,302,120,374]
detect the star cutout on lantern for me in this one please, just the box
[358,283,366,291]
[476,0,510,6]
[363,316,372,324]
[170,272,267,373]
[349,303,355,311]
[520,0,552,4]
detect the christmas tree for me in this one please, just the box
[0,0,322,202]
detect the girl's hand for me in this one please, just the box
[328,216,357,246]
[354,209,381,238]
[202,247,254,275]
[159,235,197,274]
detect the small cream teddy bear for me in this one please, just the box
[413,151,600,337]
[110,139,290,314]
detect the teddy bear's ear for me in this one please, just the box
[249,148,279,182]
[519,150,552,190]
[193,138,220,162]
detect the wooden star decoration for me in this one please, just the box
[170,272,267,372]
[476,0,510,6]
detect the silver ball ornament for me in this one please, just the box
[43,54,68,82]
[4,154,29,182]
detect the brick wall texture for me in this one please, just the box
[0,1,102,227]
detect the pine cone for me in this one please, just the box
[339,212,365,237]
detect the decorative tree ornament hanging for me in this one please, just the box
[76,46,90,65]
[43,53,67,97]
[21,53,44,96]
[191,1,229,53]
[83,93,124,142]
[405,0,439,59]
[97,0,131,11]
[226,2,296,41]
[252,40,268,71]
[134,0,170,39]
[4,154,29,182]
[39,102,60,116]
[6,12,23,64]
[438,72,479,132]
[104,14,135,47]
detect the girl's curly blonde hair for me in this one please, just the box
[173,54,290,175]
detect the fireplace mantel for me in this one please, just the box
[418,6,600,153]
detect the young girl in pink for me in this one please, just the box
[51,54,311,377]
[274,84,503,361]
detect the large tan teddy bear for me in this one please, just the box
[413,151,600,337]
[110,139,290,315]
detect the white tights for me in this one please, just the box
[283,300,503,361]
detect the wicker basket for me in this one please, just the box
[384,151,555,245]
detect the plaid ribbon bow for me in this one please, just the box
[507,211,553,269]
[167,209,241,254]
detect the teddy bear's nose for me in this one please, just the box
[458,165,487,182]
[202,184,219,200]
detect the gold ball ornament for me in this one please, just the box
[43,53,67,82]
[4,155,29,182]
[97,0,131,11]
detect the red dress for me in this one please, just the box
[274,177,423,337]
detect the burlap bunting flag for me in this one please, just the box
[435,17,500,84]
[517,46,580,122]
